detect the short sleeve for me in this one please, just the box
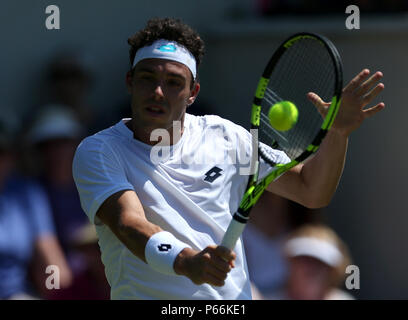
[72,137,135,225]
[258,142,291,181]
[228,121,290,180]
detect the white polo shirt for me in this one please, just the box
[72,113,290,300]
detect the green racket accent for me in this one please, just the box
[284,34,320,49]
[251,104,261,126]
[328,97,341,129]
[252,77,271,126]
[322,96,341,130]
[255,77,269,99]
[239,161,299,212]
[306,144,319,153]
[239,185,256,211]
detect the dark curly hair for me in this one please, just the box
[128,17,205,80]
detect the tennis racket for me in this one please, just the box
[221,32,343,250]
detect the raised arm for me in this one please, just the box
[267,69,385,208]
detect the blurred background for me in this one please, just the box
[0,0,407,299]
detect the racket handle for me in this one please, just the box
[221,217,247,250]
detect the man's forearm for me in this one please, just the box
[300,130,348,207]
[115,213,163,263]
[96,190,162,263]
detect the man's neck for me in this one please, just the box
[125,118,185,146]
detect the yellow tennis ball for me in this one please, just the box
[268,101,298,131]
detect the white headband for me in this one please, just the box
[284,237,343,267]
[132,39,197,80]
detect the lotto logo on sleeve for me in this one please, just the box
[158,244,172,252]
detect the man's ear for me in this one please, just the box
[187,82,200,106]
[126,71,133,94]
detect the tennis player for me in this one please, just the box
[72,17,385,299]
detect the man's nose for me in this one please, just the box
[153,82,165,99]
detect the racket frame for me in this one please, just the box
[221,32,343,250]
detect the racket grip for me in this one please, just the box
[221,217,247,250]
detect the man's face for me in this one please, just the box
[126,58,199,143]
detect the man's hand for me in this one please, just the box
[308,69,385,137]
[174,245,236,287]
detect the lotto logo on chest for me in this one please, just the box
[204,167,223,183]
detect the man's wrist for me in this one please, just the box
[144,231,191,276]
[327,127,350,141]
[174,247,195,276]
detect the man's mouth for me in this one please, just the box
[145,104,166,115]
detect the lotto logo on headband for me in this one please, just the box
[158,44,177,52]
[132,39,197,80]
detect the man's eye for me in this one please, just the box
[140,74,154,80]
[135,73,154,82]
[168,79,183,86]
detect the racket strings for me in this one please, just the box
[259,38,336,160]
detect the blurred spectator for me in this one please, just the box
[243,192,323,299]
[278,224,354,300]
[46,223,110,300]
[0,115,72,299]
[43,52,95,132]
[28,106,110,299]
[29,106,88,250]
